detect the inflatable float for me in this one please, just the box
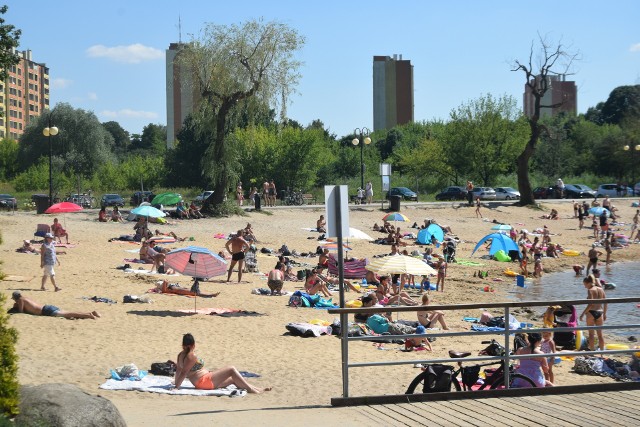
[562,250,580,256]
[504,269,518,277]
[603,282,616,290]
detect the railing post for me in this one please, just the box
[335,186,349,398]
[504,306,511,388]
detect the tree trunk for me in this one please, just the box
[203,101,234,211]
[517,121,540,205]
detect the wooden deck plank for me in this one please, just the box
[470,397,540,427]
[522,395,612,427]
[402,402,468,427]
[408,401,485,427]
[440,399,512,427]
[591,392,640,419]
[359,405,412,426]
[494,396,577,427]
[551,393,640,424]
[383,403,440,426]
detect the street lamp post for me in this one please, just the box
[623,144,640,191]
[351,127,371,191]
[43,113,58,207]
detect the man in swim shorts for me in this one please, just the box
[586,244,602,276]
[10,291,99,319]
[225,230,250,283]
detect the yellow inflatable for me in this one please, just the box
[504,270,518,277]
[308,319,331,326]
[605,343,630,351]
[563,250,580,256]
[346,300,363,308]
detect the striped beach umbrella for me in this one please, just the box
[366,254,436,275]
[382,212,410,222]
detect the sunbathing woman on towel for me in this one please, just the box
[173,333,271,393]
[156,280,220,298]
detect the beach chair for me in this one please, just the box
[34,224,51,238]
[244,250,258,273]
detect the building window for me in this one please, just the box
[18,101,21,108]
[18,111,22,119]
[0,130,4,137]
[0,118,3,126]
[17,79,21,86]
[17,68,21,75]
[18,123,22,130]
[29,104,34,111]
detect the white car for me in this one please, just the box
[471,187,496,200]
[195,190,214,203]
[494,187,520,200]
[596,184,633,198]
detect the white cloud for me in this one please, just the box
[87,92,98,101]
[86,43,163,63]
[631,43,640,52]
[51,78,72,89]
[101,109,158,119]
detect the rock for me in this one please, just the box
[16,383,126,427]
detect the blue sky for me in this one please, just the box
[8,1,640,137]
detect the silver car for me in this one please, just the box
[471,187,496,200]
[494,187,520,200]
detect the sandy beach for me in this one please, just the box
[1,199,639,426]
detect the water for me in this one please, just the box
[514,262,640,338]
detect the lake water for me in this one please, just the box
[514,262,640,338]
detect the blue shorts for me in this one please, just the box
[41,305,59,317]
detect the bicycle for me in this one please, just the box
[405,339,537,393]
[64,191,96,209]
[284,189,304,206]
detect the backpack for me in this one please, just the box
[150,361,176,376]
[409,364,454,393]
[366,314,389,334]
[513,333,528,351]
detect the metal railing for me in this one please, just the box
[328,296,640,405]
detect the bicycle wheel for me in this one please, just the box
[295,194,304,205]
[489,373,537,389]
[405,371,461,394]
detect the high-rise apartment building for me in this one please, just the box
[523,75,577,118]
[0,49,49,139]
[373,55,414,132]
[166,42,200,148]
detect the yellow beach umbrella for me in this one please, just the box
[366,254,436,276]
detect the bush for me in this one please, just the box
[201,200,247,217]
[0,291,20,418]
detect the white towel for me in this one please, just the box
[99,375,246,397]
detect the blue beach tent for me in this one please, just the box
[471,233,520,257]
[416,224,445,244]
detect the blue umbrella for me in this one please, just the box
[131,205,166,218]
[471,233,520,256]
[588,207,610,217]
[416,224,444,244]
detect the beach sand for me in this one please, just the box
[1,200,638,426]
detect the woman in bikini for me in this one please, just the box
[304,269,332,297]
[417,293,449,329]
[173,333,270,393]
[579,276,607,351]
[375,275,419,306]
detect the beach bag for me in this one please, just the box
[513,333,528,351]
[288,295,304,308]
[366,314,389,334]
[150,361,176,376]
[413,364,454,393]
[280,244,291,256]
[574,356,602,375]
[297,270,307,280]
[461,365,481,388]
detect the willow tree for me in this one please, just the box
[178,19,305,209]
[512,35,579,205]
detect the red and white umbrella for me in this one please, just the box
[45,202,83,214]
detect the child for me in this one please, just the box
[540,331,557,384]
[592,218,599,239]
[475,197,482,218]
[572,265,584,276]
[404,325,432,351]
[419,275,431,292]
[533,258,543,278]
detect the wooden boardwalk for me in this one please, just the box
[349,389,640,427]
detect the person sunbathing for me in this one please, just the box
[375,275,419,306]
[317,248,330,271]
[140,241,165,272]
[98,207,108,222]
[156,280,219,298]
[17,239,40,254]
[10,291,99,319]
[316,272,361,293]
[51,218,69,244]
[243,223,258,242]
[304,269,332,297]
[417,294,449,329]
[154,229,187,242]
[316,215,327,233]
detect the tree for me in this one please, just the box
[0,138,18,180]
[178,18,305,209]
[598,85,640,126]
[0,5,20,87]
[102,121,130,157]
[512,35,579,204]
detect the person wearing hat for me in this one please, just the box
[404,325,432,351]
[10,291,99,319]
[40,233,61,291]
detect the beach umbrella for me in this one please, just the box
[165,246,228,278]
[491,224,512,231]
[327,227,374,242]
[416,224,444,244]
[366,254,436,276]
[44,201,83,214]
[588,207,610,217]
[471,233,520,257]
[151,192,182,206]
[131,205,166,218]
[321,242,352,251]
[382,212,410,223]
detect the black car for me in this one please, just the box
[386,187,418,201]
[435,186,468,201]
[533,186,555,199]
[131,191,155,206]
[101,193,125,208]
[0,194,17,209]
[564,184,596,199]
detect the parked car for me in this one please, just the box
[494,187,520,200]
[635,182,640,196]
[386,187,418,201]
[101,193,125,208]
[195,190,215,204]
[596,184,633,198]
[131,191,155,206]
[564,184,596,199]
[435,186,468,201]
[533,186,555,199]
[470,187,496,200]
[0,194,17,209]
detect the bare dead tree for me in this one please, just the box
[512,34,580,205]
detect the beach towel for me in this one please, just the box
[124,258,153,264]
[1,275,35,282]
[148,237,176,244]
[99,375,246,397]
[175,307,262,317]
[124,268,179,276]
[213,233,227,239]
[54,243,77,248]
[327,254,368,279]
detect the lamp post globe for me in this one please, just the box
[353,128,371,191]
[43,122,59,208]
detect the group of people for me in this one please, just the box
[98,206,124,223]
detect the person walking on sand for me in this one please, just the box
[40,233,61,291]
[475,197,482,218]
[466,180,474,205]
[268,180,277,207]
[365,181,373,204]
[436,259,447,292]
[10,291,99,319]
[586,244,602,276]
[226,230,249,283]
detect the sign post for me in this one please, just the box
[380,163,391,210]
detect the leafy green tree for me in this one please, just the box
[0,5,20,88]
[0,231,20,418]
[598,85,640,126]
[16,103,115,178]
[164,115,211,189]
[512,35,580,204]
[0,138,18,180]
[178,18,305,208]
[130,123,166,154]
[102,121,130,157]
